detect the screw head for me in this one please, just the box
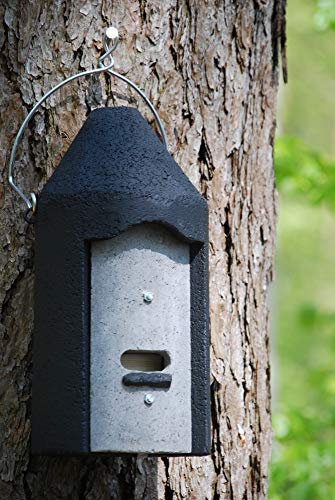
[143,291,153,303]
[106,26,119,41]
[144,393,155,406]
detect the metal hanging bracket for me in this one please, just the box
[8,26,168,220]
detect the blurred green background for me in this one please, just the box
[270,0,335,497]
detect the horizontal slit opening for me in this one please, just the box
[121,350,169,372]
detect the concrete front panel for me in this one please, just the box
[90,223,191,453]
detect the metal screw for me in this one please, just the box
[143,291,153,303]
[106,26,119,41]
[144,393,155,406]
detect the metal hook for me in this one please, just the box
[8,26,168,217]
[98,26,119,69]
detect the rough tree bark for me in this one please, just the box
[0,1,286,498]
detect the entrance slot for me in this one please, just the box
[121,350,169,372]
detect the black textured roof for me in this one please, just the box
[42,107,203,203]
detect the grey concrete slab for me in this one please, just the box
[90,223,192,453]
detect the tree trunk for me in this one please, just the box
[0,1,285,498]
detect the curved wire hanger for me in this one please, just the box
[8,26,168,218]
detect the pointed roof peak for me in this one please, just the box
[41,107,204,205]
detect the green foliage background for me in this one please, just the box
[269,0,335,497]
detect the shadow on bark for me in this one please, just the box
[25,455,159,499]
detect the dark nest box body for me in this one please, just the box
[32,107,210,456]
